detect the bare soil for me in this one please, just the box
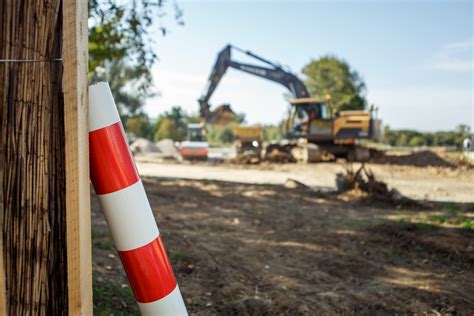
[92,177,474,315]
[135,159,474,203]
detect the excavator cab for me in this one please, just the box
[288,97,333,142]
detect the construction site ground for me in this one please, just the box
[92,157,473,315]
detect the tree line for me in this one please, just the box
[384,125,471,149]
[88,1,470,150]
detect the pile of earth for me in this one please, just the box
[156,139,180,158]
[130,138,179,159]
[130,138,160,154]
[374,150,456,168]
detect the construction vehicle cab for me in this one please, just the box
[179,123,209,160]
[288,97,377,143]
[288,97,333,141]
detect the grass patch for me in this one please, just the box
[460,220,474,230]
[93,277,138,315]
[426,215,473,230]
[388,205,474,231]
[445,204,461,213]
[92,228,110,239]
[94,239,115,251]
[171,250,189,263]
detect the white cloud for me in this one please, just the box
[431,39,474,72]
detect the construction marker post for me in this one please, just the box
[88,82,188,315]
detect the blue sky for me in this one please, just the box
[144,0,473,131]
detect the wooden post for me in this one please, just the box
[63,0,93,314]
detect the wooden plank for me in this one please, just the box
[62,0,92,314]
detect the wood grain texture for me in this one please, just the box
[62,0,93,314]
[0,0,68,314]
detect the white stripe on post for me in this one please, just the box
[97,180,160,251]
[138,286,188,316]
[89,81,121,131]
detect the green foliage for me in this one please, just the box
[408,136,425,146]
[93,276,138,314]
[205,112,249,146]
[461,220,474,230]
[384,125,470,149]
[152,106,188,141]
[302,55,367,111]
[125,115,153,139]
[262,121,286,142]
[206,124,235,146]
[154,119,185,141]
[170,251,190,263]
[92,60,155,115]
[235,112,246,124]
[219,127,235,143]
[88,0,183,114]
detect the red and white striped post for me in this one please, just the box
[88,82,188,315]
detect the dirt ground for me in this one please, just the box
[91,165,474,315]
[135,159,474,203]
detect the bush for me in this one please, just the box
[154,119,185,141]
[125,115,152,139]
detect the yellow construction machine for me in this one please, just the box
[198,44,382,162]
[233,126,263,161]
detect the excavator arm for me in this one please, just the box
[198,44,309,120]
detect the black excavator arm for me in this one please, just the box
[198,44,309,119]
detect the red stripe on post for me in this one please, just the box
[119,237,177,303]
[89,122,139,194]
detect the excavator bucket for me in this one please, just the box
[206,104,236,125]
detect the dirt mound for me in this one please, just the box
[156,139,179,157]
[130,138,161,154]
[376,150,456,168]
[206,104,236,125]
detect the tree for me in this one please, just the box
[88,0,183,114]
[302,56,367,111]
[219,127,234,144]
[92,60,155,115]
[152,106,190,141]
[125,115,152,139]
[154,119,185,141]
[408,136,425,146]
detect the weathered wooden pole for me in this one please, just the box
[0,0,92,314]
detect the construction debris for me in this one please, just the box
[264,147,295,163]
[336,164,418,205]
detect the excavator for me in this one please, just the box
[198,44,382,162]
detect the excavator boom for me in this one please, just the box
[198,44,309,121]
